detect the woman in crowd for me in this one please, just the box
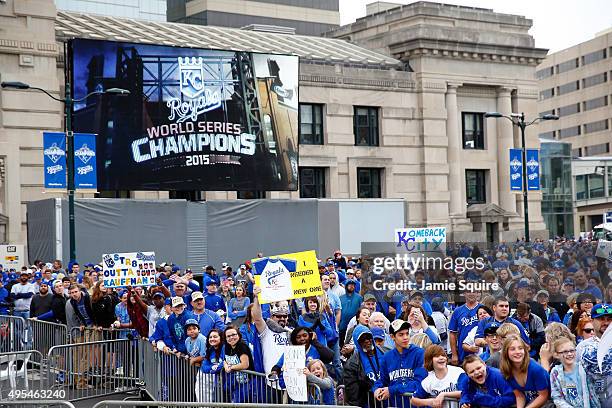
[550,337,600,408]
[411,345,464,408]
[113,290,133,339]
[343,325,384,408]
[201,328,225,403]
[298,296,335,347]
[458,354,515,408]
[227,284,250,327]
[540,322,576,372]
[91,280,118,336]
[498,269,512,291]
[500,335,550,408]
[403,304,441,344]
[463,305,492,356]
[223,325,254,403]
[239,304,264,373]
[575,317,596,343]
[342,306,371,356]
[569,310,589,341]
[304,359,335,405]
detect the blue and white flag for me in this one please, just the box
[43,132,67,189]
[509,148,522,191]
[74,133,97,190]
[526,149,540,191]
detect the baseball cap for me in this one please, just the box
[535,290,549,299]
[363,293,376,303]
[563,278,574,286]
[270,301,289,316]
[184,318,199,330]
[171,296,186,308]
[221,262,229,270]
[204,265,215,271]
[344,279,357,287]
[152,292,165,299]
[516,280,530,289]
[410,291,424,300]
[326,260,334,266]
[483,322,499,335]
[346,269,355,275]
[205,279,217,287]
[371,327,385,340]
[239,264,246,269]
[191,291,204,301]
[389,319,411,335]
[164,298,172,306]
[591,303,612,318]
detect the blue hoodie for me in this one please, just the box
[458,366,515,407]
[352,325,385,387]
[373,342,427,406]
[150,317,174,349]
[167,310,195,353]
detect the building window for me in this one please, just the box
[607,166,612,196]
[299,167,325,198]
[584,119,609,134]
[556,58,579,74]
[299,103,324,145]
[237,191,266,199]
[539,88,555,100]
[357,168,381,198]
[588,173,605,198]
[586,143,610,156]
[559,126,581,138]
[539,131,555,140]
[583,72,607,88]
[462,112,485,149]
[575,175,586,200]
[558,103,580,117]
[582,49,607,65]
[557,80,580,96]
[572,148,582,157]
[584,95,608,111]
[539,109,555,117]
[536,66,554,79]
[465,170,486,204]
[354,107,379,146]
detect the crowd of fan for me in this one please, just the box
[1,237,612,407]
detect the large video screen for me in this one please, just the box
[70,39,299,191]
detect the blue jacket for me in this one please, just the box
[339,292,363,331]
[202,345,225,374]
[204,293,226,313]
[167,310,195,353]
[298,313,335,347]
[458,366,515,407]
[149,317,174,349]
[240,323,264,373]
[193,309,225,338]
[373,344,427,405]
[0,287,9,315]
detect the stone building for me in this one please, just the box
[0,0,549,255]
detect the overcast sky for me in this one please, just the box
[339,0,612,53]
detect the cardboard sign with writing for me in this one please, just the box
[252,250,322,304]
[283,345,307,402]
[102,251,156,288]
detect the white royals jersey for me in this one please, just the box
[252,258,295,302]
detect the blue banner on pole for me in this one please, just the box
[43,132,67,189]
[526,149,540,191]
[509,148,523,191]
[74,133,97,190]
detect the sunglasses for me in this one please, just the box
[275,315,289,319]
[582,328,594,334]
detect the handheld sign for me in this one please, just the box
[252,250,322,304]
[102,251,156,288]
[283,346,307,402]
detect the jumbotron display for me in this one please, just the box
[70,39,299,191]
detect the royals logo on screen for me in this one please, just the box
[44,143,65,164]
[179,56,206,99]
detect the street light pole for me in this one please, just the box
[1,81,128,262]
[484,111,559,242]
[517,112,530,242]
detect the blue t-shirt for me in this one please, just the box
[507,359,550,404]
[448,303,481,362]
[185,333,207,358]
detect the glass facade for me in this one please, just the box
[540,141,574,237]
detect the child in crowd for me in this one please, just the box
[304,359,336,405]
[458,354,515,408]
[183,318,207,401]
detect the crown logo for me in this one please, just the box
[178,56,205,99]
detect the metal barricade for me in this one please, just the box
[28,319,69,367]
[0,315,26,353]
[47,338,140,401]
[0,400,75,408]
[92,401,358,408]
[69,326,121,343]
[0,350,48,401]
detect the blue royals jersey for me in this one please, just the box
[448,303,481,362]
[507,359,550,404]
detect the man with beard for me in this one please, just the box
[30,280,53,318]
[166,296,195,354]
[10,271,37,319]
[35,281,67,324]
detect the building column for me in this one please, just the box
[496,87,517,214]
[446,83,463,216]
